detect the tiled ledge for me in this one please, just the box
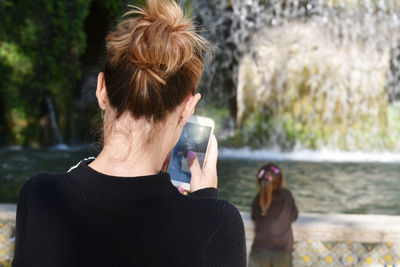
[242,212,400,266]
[1,205,400,266]
[2,205,400,243]
[0,204,16,266]
[241,212,400,244]
[0,204,16,222]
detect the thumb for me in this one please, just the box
[188,151,202,179]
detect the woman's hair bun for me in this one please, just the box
[104,0,210,121]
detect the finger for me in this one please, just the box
[177,186,189,195]
[203,135,218,173]
[188,150,202,178]
[178,186,184,194]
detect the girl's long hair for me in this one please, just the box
[257,164,284,216]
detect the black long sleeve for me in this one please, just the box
[206,203,246,267]
[13,179,32,262]
[12,159,246,267]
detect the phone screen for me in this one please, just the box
[168,122,212,184]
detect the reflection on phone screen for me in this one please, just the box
[168,122,212,183]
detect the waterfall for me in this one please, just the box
[45,95,64,146]
[194,0,400,151]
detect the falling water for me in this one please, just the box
[195,0,400,152]
[45,95,64,146]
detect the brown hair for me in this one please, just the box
[257,164,284,216]
[104,0,210,122]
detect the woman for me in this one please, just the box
[249,164,298,267]
[12,1,246,266]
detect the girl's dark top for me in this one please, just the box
[251,189,298,252]
[12,159,246,267]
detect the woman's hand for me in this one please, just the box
[188,135,218,192]
[177,185,188,196]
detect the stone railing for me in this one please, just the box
[1,205,399,267]
[242,212,400,267]
[0,204,16,267]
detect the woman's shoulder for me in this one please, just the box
[279,188,294,197]
[196,198,244,238]
[218,200,243,221]
[190,194,241,216]
[252,193,260,202]
[186,194,243,227]
[19,172,72,200]
[27,171,70,186]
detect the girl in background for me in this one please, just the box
[249,164,298,267]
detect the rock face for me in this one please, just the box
[193,0,265,117]
[237,23,391,150]
[194,0,400,151]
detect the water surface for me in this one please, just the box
[1,148,399,215]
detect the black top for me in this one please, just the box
[251,189,298,252]
[12,159,246,267]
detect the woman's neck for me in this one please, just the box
[89,115,173,178]
[90,144,165,177]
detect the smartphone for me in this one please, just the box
[167,115,215,191]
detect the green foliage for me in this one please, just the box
[199,103,229,134]
[328,0,400,12]
[182,0,194,19]
[0,0,123,146]
[387,102,400,149]
[237,44,394,151]
[0,0,196,146]
[0,42,33,78]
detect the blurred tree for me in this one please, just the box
[0,0,124,146]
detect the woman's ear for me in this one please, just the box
[180,93,201,124]
[96,72,108,110]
